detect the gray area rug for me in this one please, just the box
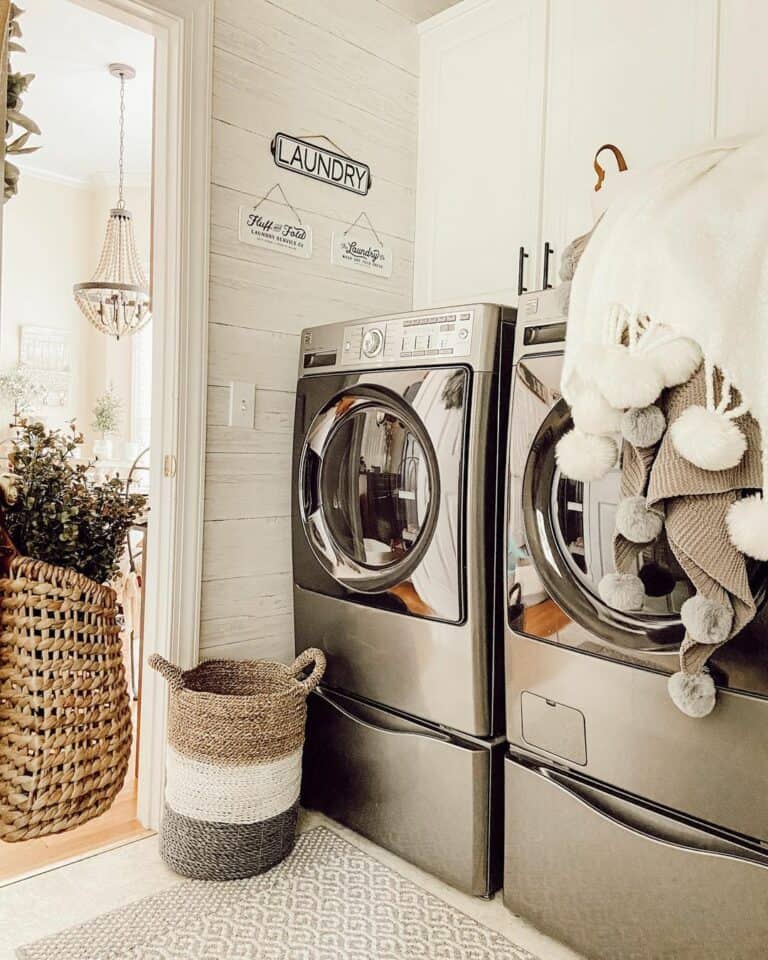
[17,826,538,959]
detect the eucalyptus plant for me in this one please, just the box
[4,420,146,583]
[4,5,41,201]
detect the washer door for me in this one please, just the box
[300,385,441,593]
[508,354,768,660]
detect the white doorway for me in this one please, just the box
[0,0,211,883]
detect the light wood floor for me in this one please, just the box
[0,706,151,885]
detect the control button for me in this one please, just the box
[427,349,439,356]
[401,351,413,358]
[413,349,426,357]
[362,327,385,358]
[458,328,469,340]
[439,348,454,355]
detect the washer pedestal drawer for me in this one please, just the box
[503,753,768,960]
[303,686,503,897]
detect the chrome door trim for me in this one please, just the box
[314,687,452,743]
[536,764,768,869]
[299,384,442,593]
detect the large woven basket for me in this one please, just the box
[0,556,132,842]
[150,648,325,880]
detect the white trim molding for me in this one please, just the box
[76,0,213,831]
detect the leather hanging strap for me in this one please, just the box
[594,143,628,192]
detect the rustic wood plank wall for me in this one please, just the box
[200,0,424,663]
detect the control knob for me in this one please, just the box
[362,327,385,358]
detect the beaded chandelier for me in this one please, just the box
[73,64,150,340]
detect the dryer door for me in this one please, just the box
[507,352,768,691]
[298,367,467,622]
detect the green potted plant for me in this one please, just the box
[92,383,123,460]
[5,419,146,584]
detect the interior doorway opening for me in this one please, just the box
[0,0,157,885]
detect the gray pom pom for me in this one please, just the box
[598,573,645,611]
[615,496,664,543]
[668,670,716,718]
[680,594,733,645]
[621,405,666,448]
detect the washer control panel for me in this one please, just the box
[342,309,474,365]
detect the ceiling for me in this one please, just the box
[14,0,154,184]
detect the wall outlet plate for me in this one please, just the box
[229,381,255,428]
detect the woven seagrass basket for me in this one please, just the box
[150,648,326,880]
[0,556,132,842]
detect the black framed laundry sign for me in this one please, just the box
[271,132,372,195]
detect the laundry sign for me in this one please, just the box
[331,232,393,278]
[238,207,312,258]
[271,132,372,196]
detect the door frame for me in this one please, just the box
[73,0,212,829]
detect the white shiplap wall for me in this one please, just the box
[200,0,424,664]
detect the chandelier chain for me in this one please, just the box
[118,73,126,209]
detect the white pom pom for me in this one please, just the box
[680,595,733,645]
[571,384,622,435]
[615,496,664,543]
[555,429,617,482]
[726,494,768,561]
[621,405,666,448]
[668,670,716,718]
[648,337,702,388]
[669,405,746,471]
[594,345,664,410]
[598,573,645,611]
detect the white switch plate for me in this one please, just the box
[229,381,255,428]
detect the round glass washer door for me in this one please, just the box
[299,386,441,593]
[522,398,768,654]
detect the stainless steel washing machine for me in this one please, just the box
[502,290,768,959]
[292,304,515,896]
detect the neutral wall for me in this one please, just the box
[199,0,422,663]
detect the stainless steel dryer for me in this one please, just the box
[292,304,514,896]
[502,290,768,959]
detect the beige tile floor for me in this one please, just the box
[0,810,584,960]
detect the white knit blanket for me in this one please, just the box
[564,132,768,491]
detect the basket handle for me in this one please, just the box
[148,654,185,691]
[290,648,326,696]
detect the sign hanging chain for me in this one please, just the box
[344,211,383,246]
[252,182,303,225]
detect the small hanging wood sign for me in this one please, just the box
[271,132,372,196]
[331,213,392,278]
[238,183,312,259]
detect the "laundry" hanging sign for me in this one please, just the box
[271,133,372,196]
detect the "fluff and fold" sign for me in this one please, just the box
[271,132,372,196]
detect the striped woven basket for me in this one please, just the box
[150,648,325,880]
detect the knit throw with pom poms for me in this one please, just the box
[556,133,768,717]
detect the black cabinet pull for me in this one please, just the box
[517,246,529,296]
[542,242,554,289]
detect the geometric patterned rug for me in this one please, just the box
[16,827,540,959]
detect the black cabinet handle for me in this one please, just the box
[542,242,554,289]
[517,246,529,296]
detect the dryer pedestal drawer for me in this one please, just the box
[503,754,768,960]
[302,687,503,897]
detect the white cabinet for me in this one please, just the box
[540,0,718,275]
[414,0,547,309]
[415,0,767,306]
[716,0,768,137]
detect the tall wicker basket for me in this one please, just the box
[0,555,132,842]
[150,648,325,880]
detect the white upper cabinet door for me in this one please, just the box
[717,0,768,138]
[414,0,547,309]
[541,0,719,281]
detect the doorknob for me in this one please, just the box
[542,242,554,290]
[517,246,529,296]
